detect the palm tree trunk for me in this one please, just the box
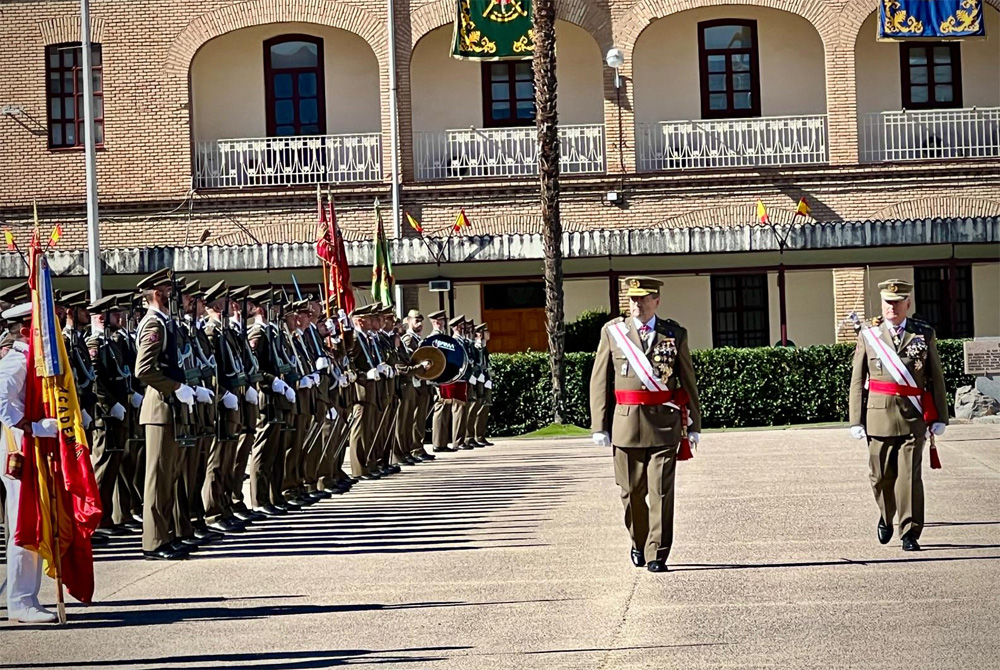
[533,0,564,424]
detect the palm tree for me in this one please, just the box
[532,0,565,424]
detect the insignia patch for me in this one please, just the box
[888,283,898,294]
[147,332,159,343]
[628,279,640,289]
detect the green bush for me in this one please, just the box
[486,339,972,436]
[565,309,612,353]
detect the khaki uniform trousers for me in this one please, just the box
[613,444,678,563]
[231,402,259,512]
[250,403,283,509]
[868,434,925,539]
[393,385,417,464]
[91,420,127,529]
[432,397,467,448]
[349,402,373,477]
[204,416,240,524]
[370,398,396,470]
[283,390,312,496]
[142,422,179,552]
[302,397,327,491]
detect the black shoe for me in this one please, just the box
[401,457,418,466]
[143,547,186,561]
[123,520,142,530]
[459,444,475,450]
[361,473,380,481]
[877,519,893,545]
[169,540,193,554]
[630,549,645,568]
[389,464,402,474]
[233,510,255,521]
[225,516,249,529]
[432,447,451,453]
[196,529,224,543]
[90,534,110,546]
[902,534,921,552]
[180,536,205,548]
[473,441,486,448]
[646,560,668,573]
[93,527,116,538]
[421,453,436,461]
[481,439,494,446]
[283,497,305,508]
[272,504,290,514]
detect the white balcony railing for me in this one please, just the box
[637,115,829,171]
[414,124,605,180]
[860,107,1000,163]
[195,133,382,188]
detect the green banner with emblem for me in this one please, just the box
[451,0,534,60]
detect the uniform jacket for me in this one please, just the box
[402,330,433,398]
[849,317,948,437]
[136,310,183,426]
[589,316,702,449]
[350,331,378,406]
[91,330,130,429]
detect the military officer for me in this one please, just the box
[462,319,483,449]
[848,279,948,552]
[229,286,265,520]
[431,315,469,452]
[428,310,447,336]
[589,276,702,573]
[402,310,435,461]
[111,292,145,533]
[60,290,96,435]
[390,314,425,466]
[135,269,198,560]
[348,305,380,479]
[471,323,494,447]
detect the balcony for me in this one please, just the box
[194,133,382,189]
[637,115,829,171]
[860,108,1000,164]
[414,125,606,181]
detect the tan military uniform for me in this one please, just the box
[402,330,433,458]
[203,316,243,524]
[589,313,701,564]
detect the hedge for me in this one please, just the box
[486,340,973,437]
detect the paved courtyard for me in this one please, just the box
[3,424,999,669]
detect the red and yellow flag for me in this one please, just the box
[756,199,769,225]
[795,197,811,218]
[405,212,423,234]
[453,209,471,233]
[47,224,63,249]
[16,241,101,604]
[3,228,14,251]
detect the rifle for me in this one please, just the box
[217,289,246,441]
[168,273,198,448]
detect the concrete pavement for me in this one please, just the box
[3,424,999,669]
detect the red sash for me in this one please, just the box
[439,382,467,402]
[869,380,938,423]
[614,389,693,461]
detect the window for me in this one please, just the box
[698,20,761,119]
[46,43,103,149]
[914,266,973,338]
[711,274,769,347]
[482,61,535,127]
[901,43,962,109]
[482,282,545,309]
[264,35,326,136]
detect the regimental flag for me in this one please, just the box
[3,228,14,251]
[878,0,985,40]
[330,201,355,314]
[756,200,770,225]
[371,201,394,307]
[795,198,811,218]
[452,0,534,60]
[47,224,63,249]
[453,209,472,233]
[405,212,423,234]
[16,239,101,604]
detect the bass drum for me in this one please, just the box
[421,334,468,384]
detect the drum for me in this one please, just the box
[419,334,468,384]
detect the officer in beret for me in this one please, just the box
[590,276,702,573]
[848,279,948,552]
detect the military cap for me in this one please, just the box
[623,276,663,297]
[428,309,447,320]
[114,292,137,309]
[1,302,32,324]
[88,293,120,312]
[0,282,29,304]
[465,317,474,325]
[292,299,311,313]
[475,323,488,332]
[380,305,395,315]
[351,304,373,316]
[406,309,424,320]
[449,314,465,328]
[136,268,172,290]
[879,278,912,303]
[183,278,201,294]
[61,290,89,309]
[231,285,250,301]
[248,288,271,304]
[203,280,228,304]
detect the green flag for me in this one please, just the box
[452,0,534,60]
[371,201,394,307]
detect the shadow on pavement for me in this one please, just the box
[671,554,1000,572]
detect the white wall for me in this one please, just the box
[854,6,1000,117]
[454,282,483,324]
[634,6,826,123]
[767,269,835,346]
[191,23,381,143]
[565,278,611,320]
[656,275,714,350]
[410,21,604,132]
[973,263,1000,337]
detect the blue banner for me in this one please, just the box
[879,0,986,39]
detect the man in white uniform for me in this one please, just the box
[0,302,58,624]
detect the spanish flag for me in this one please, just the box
[3,228,14,251]
[48,224,63,249]
[453,209,471,233]
[795,197,811,218]
[16,240,101,605]
[405,212,423,234]
[756,199,769,225]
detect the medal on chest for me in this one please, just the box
[651,338,677,384]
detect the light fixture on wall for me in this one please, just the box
[605,47,624,89]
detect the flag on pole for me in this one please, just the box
[16,239,101,604]
[756,199,770,225]
[330,200,355,314]
[405,212,423,234]
[3,228,14,250]
[795,197,811,218]
[47,224,63,249]
[371,201,394,307]
[453,209,471,233]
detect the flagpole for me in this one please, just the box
[80,0,102,305]
[46,451,68,624]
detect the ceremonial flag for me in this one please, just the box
[47,224,63,249]
[16,240,101,605]
[330,202,355,314]
[795,198,811,218]
[371,201,394,307]
[3,228,14,250]
[453,209,471,233]
[405,212,423,234]
[756,200,769,225]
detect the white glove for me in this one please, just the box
[174,384,196,407]
[420,360,432,370]
[194,387,212,404]
[484,380,493,390]
[850,425,867,440]
[316,357,330,371]
[109,403,126,421]
[366,368,380,381]
[332,336,342,345]
[412,377,421,388]
[221,391,239,410]
[31,418,60,438]
[387,367,396,378]
[299,375,314,389]
[272,378,288,395]
[688,432,700,446]
[81,409,93,429]
[592,431,611,447]
[346,370,357,383]
[311,373,321,385]
[284,387,296,403]
[326,407,338,421]
[338,375,349,388]
[245,386,259,406]
[930,422,946,436]
[130,391,143,409]
[376,362,390,376]
[325,318,336,331]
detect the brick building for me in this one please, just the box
[1,0,998,352]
